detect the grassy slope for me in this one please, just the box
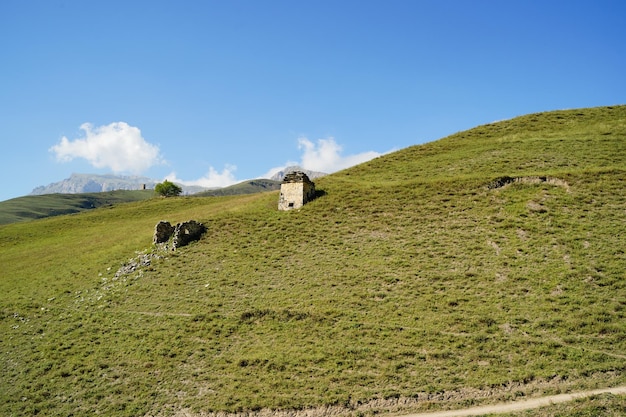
[194,179,281,197]
[1,106,625,416]
[0,181,280,225]
[0,190,155,224]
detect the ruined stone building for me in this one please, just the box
[153,220,207,249]
[278,171,316,211]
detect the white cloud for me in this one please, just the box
[256,137,385,179]
[50,122,163,173]
[297,136,382,173]
[165,165,238,188]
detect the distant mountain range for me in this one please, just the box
[30,174,158,195]
[0,167,328,224]
[268,166,327,181]
[30,173,207,196]
[30,167,327,197]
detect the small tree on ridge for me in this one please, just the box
[155,180,182,197]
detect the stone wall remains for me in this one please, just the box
[172,220,207,249]
[153,220,207,249]
[154,220,175,244]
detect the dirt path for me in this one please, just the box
[399,386,626,417]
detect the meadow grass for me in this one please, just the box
[1,105,625,416]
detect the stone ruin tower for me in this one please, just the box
[278,171,316,211]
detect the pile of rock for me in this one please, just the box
[153,220,207,249]
[114,252,156,278]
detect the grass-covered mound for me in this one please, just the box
[0,190,154,224]
[1,106,624,416]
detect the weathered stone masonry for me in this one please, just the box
[278,171,316,211]
[153,221,175,244]
[153,220,207,249]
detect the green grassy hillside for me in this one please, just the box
[194,178,281,197]
[1,106,625,416]
[0,180,280,225]
[0,190,154,224]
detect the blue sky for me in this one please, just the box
[1,0,625,201]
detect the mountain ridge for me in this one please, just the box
[269,165,327,181]
[29,173,208,196]
[27,166,326,198]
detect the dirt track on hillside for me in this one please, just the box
[399,386,626,417]
[165,384,626,417]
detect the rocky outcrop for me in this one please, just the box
[153,220,207,249]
